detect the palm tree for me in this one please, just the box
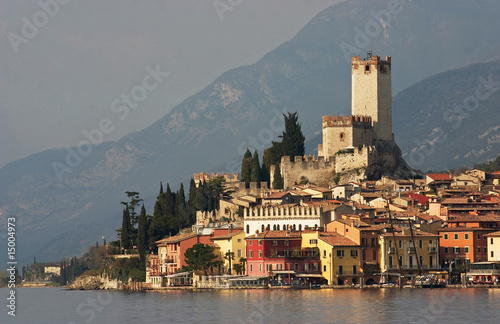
[224,251,235,275]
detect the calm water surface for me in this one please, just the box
[2,287,500,323]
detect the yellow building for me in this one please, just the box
[379,229,440,277]
[302,231,361,285]
[485,231,500,261]
[211,230,246,275]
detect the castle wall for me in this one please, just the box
[351,55,392,141]
[334,146,376,174]
[319,115,373,158]
[280,156,335,189]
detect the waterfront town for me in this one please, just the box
[145,170,500,289]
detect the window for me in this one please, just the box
[294,263,299,271]
[237,249,242,258]
[284,240,290,246]
[352,265,357,275]
[250,265,253,272]
[272,240,278,246]
[444,247,449,254]
[323,265,327,272]
[444,234,448,240]
[477,233,481,240]
[323,250,327,258]
[277,264,282,270]
[491,238,494,245]
[258,250,262,258]
[492,251,494,258]
[249,241,253,246]
[261,225,265,232]
[454,233,459,240]
[249,250,254,258]
[351,250,358,257]
[464,247,469,253]
[453,247,460,254]
[365,64,370,72]
[337,250,344,257]
[484,247,487,253]
[464,233,469,240]
[313,263,319,271]
[310,239,318,244]
[258,240,262,246]
[340,132,345,141]
[372,250,376,259]
[304,263,310,271]
[259,264,262,272]
[478,247,481,253]
[419,240,423,249]
[399,240,402,249]
[246,225,250,234]
[338,265,343,274]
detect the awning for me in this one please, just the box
[295,274,324,278]
[272,270,296,275]
[165,271,191,278]
[228,276,268,281]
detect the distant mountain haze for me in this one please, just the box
[1,0,500,263]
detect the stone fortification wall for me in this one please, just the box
[194,172,239,187]
[334,146,376,174]
[280,155,335,189]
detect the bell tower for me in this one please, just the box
[351,52,393,141]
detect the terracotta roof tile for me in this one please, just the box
[319,232,359,247]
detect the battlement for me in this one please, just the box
[244,205,322,218]
[351,53,391,73]
[322,115,372,128]
[194,171,240,186]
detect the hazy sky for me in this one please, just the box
[0,0,342,168]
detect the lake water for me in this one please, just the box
[2,287,500,323]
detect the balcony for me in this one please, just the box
[164,258,176,264]
[428,247,437,253]
[335,271,362,276]
[407,247,416,254]
[388,247,396,254]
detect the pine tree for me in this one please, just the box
[137,204,148,269]
[273,163,284,189]
[280,112,305,158]
[240,148,253,186]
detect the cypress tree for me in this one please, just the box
[121,207,132,250]
[273,163,284,189]
[280,112,305,158]
[137,204,148,269]
[187,178,197,224]
[250,150,262,186]
[240,148,253,186]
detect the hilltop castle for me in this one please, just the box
[278,53,411,188]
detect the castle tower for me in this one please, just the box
[351,52,393,141]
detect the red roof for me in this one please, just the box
[427,173,452,181]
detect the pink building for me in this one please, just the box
[246,231,322,285]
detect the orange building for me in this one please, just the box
[437,227,493,267]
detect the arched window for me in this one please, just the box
[246,225,250,234]
[277,224,280,231]
[299,224,302,231]
[261,224,265,232]
[273,224,277,231]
